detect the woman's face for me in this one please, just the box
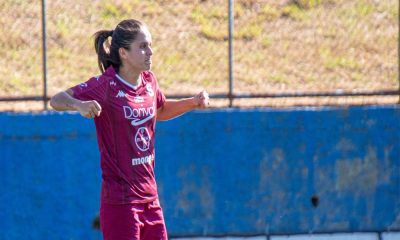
[119,27,153,73]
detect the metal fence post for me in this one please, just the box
[41,0,48,110]
[228,0,234,107]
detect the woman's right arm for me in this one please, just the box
[50,89,102,118]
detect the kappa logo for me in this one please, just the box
[116,90,126,98]
[145,84,154,96]
[110,81,116,86]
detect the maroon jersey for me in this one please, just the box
[71,66,166,204]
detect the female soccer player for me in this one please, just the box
[50,19,209,240]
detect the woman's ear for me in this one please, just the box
[119,48,126,61]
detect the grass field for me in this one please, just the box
[0,0,398,110]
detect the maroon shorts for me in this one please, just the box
[100,199,168,240]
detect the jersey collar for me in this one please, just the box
[115,73,141,90]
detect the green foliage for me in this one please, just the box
[270,74,289,84]
[191,6,209,25]
[354,2,375,16]
[164,52,183,66]
[100,0,144,20]
[282,4,307,21]
[293,0,323,9]
[234,4,245,18]
[191,5,227,41]
[337,1,377,20]
[236,24,262,40]
[260,5,280,20]
[142,1,161,16]
[55,19,69,40]
[350,72,363,82]
[0,0,397,100]
[320,48,361,70]
[101,3,121,19]
[261,37,272,48]
[200,23,227,41]
[207,6,227,19]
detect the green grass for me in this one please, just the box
[0,0,397,101]
[282,4,309,20]
[320,48,361,70]
[101,3,121,19]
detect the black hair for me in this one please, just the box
[93,19,145,73]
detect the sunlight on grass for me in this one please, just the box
[270,74,290,84]
[236,24,262,40]
[282,4,308,21]
[200,23,227,41]
[354,2,376,17]
[293,0,323,9]
[54,19,69,41]
[0,0,397,100]
[337,1,377,20]
[191,5,227,41]
[101,3,121,19]
[320,48,361,70]
[261,37,273,48]
[260,5,281,20]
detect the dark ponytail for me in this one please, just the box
[94,30,115,73]
[93,19,145,73]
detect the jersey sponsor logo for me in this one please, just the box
[132,153,154,166]
[134,127,151,151]
[145,84,154,96]
[134,96,145,103]
[110,80,116,86]
[116,90,126,98]
[123,104,155,126]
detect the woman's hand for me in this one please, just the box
[156,90,210,121]
[75,100,102,118]
[193,90,210,109]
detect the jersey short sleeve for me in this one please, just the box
[156,86,166,110]
[70,76,107,104]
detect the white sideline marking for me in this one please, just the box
[171,237,266,240]
[382,232,400,240]
[271,233,377,240]
[171,232,400,240]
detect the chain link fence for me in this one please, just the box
[0,0,398,111]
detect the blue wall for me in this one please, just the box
[0,106,399,239]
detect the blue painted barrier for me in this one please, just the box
[0,106,399,239]
[0,113,102,240]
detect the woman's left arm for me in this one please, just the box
[157,91,209,121]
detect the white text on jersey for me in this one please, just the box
[132,154,154,166]
[123,104,155,126]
